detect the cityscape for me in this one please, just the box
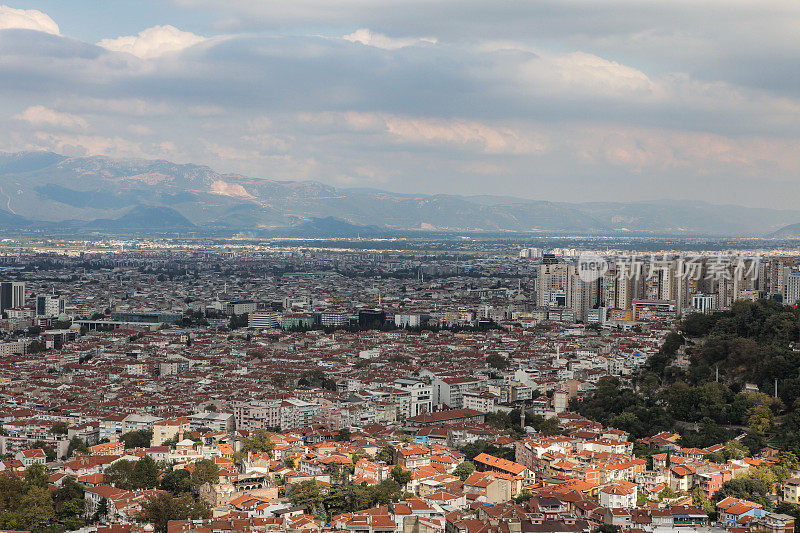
[1,2,800,533]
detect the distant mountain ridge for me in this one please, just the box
[771,223,800,239]
[0,151,797,236]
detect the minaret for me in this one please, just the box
[520,405,526,429]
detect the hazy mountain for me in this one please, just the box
[82,206,195,232]
[770,222,800,239]
[0,151,797,236]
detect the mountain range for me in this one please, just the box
[0,151,798,237]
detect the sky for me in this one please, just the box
[1,1,799,208]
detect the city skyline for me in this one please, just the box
[1,2,798,209]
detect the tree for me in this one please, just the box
[17,486,55,531]
[337,428,351,442]
[54,476,86,530]
[24,463,48,489]
[390,465,412,486]
[718,467,776,510]
[690,486,715,516]
[271,373,289,388]
[131,455,159,489]
[375,445,395,464]
[486,353,509,370]
[286,480,323,511]
[513,489,534,504]
[27,340,47,353]
[93,497,109,522]
[51,422,69,435]
[191,459,219,487]
[160,469,192,494]
[298,369,337,391]
[240,429,275,456]
[453,461,475,481]
[120,429,153,449]
[723,439,749,460]
[31,441,57,462]
[138,493,210,533]
[104,459,136,489]
[748,404,775,434]
[67,437,89,457]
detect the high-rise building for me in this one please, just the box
[568,264,600,322]
[36,294,65,318]
[645,261,675,302]
[783,267,800,306]
[536,262,568,307]
[519,247,543,259]
[692,294,714,314]
[770,258,795,295]
[0,282,25,315]
[602,263,635,310]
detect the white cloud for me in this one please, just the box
[0,5,59,34]
[13,105,87,130]
[33,132,145,158]
[58,97,174,117]
[301,111,547,155]
[343,28,436,50]
[571,126,800,176]
[97,25,206,59]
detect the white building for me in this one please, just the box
[691,293,714,314]
[599,482,637,509]
[432,376,482,408]
[233,400,281,431]
[784,268,800,306]
[279,399,317,431]
[393,377,432,418]
[36,294,66,318]
[462,391,497,413]
[189,412,235,433]
[248,312,281,329]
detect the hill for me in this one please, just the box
[770,222,800,238]
[0,151,798,235]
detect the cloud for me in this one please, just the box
[571,126,800,176]
[343,29,436,50]
[481,43,655,97]
[14,105,87,130]
[300,111,547,154]
[56,97,174,117]
[0,5,59,34]
[97,25,206,59]
[1,12,799,207]
[33,132,144,158]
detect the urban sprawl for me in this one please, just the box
[0,242,799,533]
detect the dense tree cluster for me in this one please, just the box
[572,376,673,438]
[458,439,516,462]
[286,478,405,520]
[575,300,800,455]
[0,465,84,532]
